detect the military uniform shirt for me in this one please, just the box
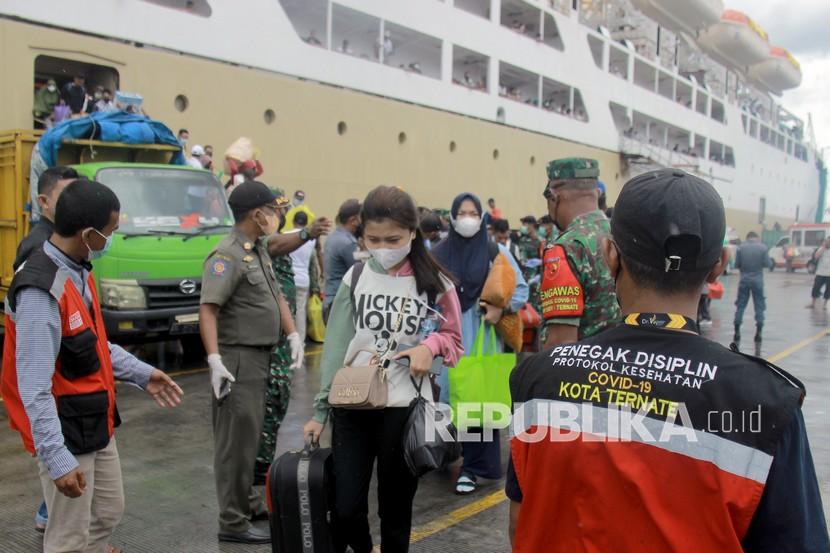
[200,228,282,346]
[540,210,620,338]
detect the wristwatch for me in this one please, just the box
[299,228,311,241]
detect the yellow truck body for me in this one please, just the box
[0,130,39,311]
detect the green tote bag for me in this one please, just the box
[449,321,516,430]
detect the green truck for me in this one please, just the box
[1,131,231,345]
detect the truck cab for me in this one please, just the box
[74,163,231,342]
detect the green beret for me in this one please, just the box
[546,157,600,181]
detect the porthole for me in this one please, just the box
[337,121,347,135]
[174,94,189,112]
[530,156,536,165]
[493,149,500,160]
[264,109,275,125]
[449,141,457,152]
[496,107,506,123]
[398,132,407,145]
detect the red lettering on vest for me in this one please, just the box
[540,245,584,319]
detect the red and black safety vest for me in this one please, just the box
[509,320,804,552]
[2,247,118,456]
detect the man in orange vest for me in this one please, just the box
[2,179,184,553]
[507,169,829,552]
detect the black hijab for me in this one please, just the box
[432,192,489,311]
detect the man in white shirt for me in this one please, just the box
[188,145,210,170]
[808,236,830,309]
[288,211,317,342]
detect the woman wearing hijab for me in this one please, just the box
[432,192,528,495]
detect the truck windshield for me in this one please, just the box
[96,167,232,235]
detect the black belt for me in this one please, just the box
[220,344,275,352]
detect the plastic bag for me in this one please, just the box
[224,136,259,162]
[495,312,523,353]
[480,253,517,309]
[402,378,461,477]
[307,294,326,343]
[708,281,724,300]
[449,322,516,429]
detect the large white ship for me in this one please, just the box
[0,0,824,232]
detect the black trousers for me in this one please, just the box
[331,407,419,553]
[812,276,830,300]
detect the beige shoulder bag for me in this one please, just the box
[328,297,410,409]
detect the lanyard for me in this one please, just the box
[623,312,699,334]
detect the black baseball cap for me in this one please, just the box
[228,181,279,212]
[611,169,725,272]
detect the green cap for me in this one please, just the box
[546,157,600,181]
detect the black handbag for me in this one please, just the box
[402,377,461,477]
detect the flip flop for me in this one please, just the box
[455,474,477,495]
[106,546,123,553]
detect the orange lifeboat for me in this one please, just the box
[698,10,769,70]
[749,46,802,94]
[630,0,722,36]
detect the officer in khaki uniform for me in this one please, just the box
[539,158,620,349]
[199,181,304,545]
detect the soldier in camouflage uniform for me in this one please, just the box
[539,158,621,349]
[516,215,543,313]
[254,189,298,482]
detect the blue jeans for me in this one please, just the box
[734,278,766,326]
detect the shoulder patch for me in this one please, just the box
[210,258,230,277]
[540,245,584,319]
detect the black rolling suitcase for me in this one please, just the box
[266,439,335,553]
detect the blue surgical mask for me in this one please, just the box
[86,229,113,261]
[520,225,529,236]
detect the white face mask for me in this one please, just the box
[369,239,412,270]
[452,216,481,238]
[47,85,57,92]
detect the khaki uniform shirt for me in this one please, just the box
[200,228,282,347]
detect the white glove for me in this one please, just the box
[287,332,304,370]
[207,353,235,400]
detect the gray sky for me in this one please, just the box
[726,0,830,150]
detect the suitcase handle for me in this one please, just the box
[304,433,319,453]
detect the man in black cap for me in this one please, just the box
[506,169,828,551]
[199,181,304,544]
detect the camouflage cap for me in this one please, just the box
[546,157,600,182]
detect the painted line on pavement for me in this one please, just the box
[768,328,830,363]
[410,490,507,543]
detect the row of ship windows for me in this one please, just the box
[279,0,590,123]
[611,102,736,168]
[742,114,809,162]
[590,31,809,165]
[587,33,728,126]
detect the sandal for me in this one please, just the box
[106,546,123,553]
[455,474,477,495]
